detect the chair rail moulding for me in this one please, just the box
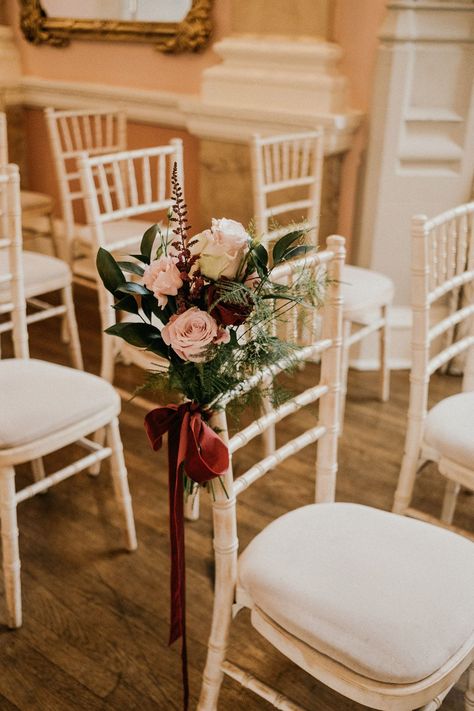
[19,0,214,53]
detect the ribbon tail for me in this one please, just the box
[167,419,189,710]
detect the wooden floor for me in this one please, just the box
[0,284,472,711]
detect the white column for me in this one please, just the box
[355,0,474,369]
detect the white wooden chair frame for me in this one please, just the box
[250,131,392,426]
[78,141,184,382]
[393,202,474,538]
[0,112,60,257]
[0,164,137,628]
[197,237,474,711]
[45,106,127,277]
[0,114,83,369]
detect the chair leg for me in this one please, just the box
[379,304,391,402]
[0,467,22,628]
[31,458,49,495]
[339,319,351,433]
[466,663,474,711]
[88,429,105,476]
[62,286,83,370]
[393,449,420,514]
[106,418,137,552]
[441,479,460,525]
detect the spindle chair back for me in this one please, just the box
[251,130,394,428]
[78,141,183,381]
[251,131,323,248]
[0,163,136,628]
[45,107,129,276]
[393,201,474,536]
[0,152,82,368]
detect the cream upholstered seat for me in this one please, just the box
[20,190,53,213]
[342,265,394,321]
[238,502,474,686]
[424,392,474,471]
[197,240,474,711]
[393,203,474,534]
[0,251,70,302]
[0,359,119,449]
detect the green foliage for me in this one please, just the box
[96,219,328,414]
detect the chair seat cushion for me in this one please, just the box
[342,265,394,319]
[0,251,71,303]
[0,359,120,449]
[237,503,474,684]
[20,190,53,213]
[76,219,150,249]
[424,392,474,470]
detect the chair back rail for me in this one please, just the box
[411,202,474,400]
[45,107,127,241]
[251,130,324,247]
[78,142,183,230]
[0,164,28,358]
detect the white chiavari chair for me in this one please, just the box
[78,141,184,382]
[393,202,474,537]
[251,131,394,424]
[0,163,137,629]
[0,112,60,258]
[197,237,474,711]
[45,107,149,281]
[0,114,83,369]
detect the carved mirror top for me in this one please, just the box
[19,0,213,53]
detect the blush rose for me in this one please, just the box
[193,218,250,281]
[162,307,230,362]
[143,256,183,308]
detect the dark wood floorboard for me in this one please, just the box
[0,283,472,710]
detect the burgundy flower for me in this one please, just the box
[207,284,253,327]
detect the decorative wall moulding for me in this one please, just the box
[381,0,474,42]
[20,76,363,156]
[18,0,213,53]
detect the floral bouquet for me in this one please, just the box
[96,165,324,708]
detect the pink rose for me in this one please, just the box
[143,256,183,308]
[162,307,229,362]
[194,218,250,281]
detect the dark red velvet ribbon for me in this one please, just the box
[144,402,229,710]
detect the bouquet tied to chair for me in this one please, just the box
[96,164,325,708]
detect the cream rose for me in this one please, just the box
[143,256,183,308]
[194,218,250,281]
[161,307,230,362]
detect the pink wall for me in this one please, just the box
[6,0,232,94]
[7,0,387,251]
[333,0,387,253]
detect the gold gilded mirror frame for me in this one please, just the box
[19,0,213,53]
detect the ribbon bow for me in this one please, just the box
[144,402,229,710]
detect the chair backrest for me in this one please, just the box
[0,113,8,165]
[45,107,127,239]
[251,130,324,248]
[410,202,474,417]
[0,164,28,359]
[77,141,184,247]
[205,237,344,623]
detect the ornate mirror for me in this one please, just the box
[19,0,213,52]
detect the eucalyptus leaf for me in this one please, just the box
[116,282,151,297]
[281,244,315,261]
[140,224,160,262]
[112,295,139,315]
[129,254,150,264]
[253,243,268,268]
[141,295,154,322]
[96,247,125,295]
[105,321,164,349]
[272,230,306,264]
[117,260,145,277]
